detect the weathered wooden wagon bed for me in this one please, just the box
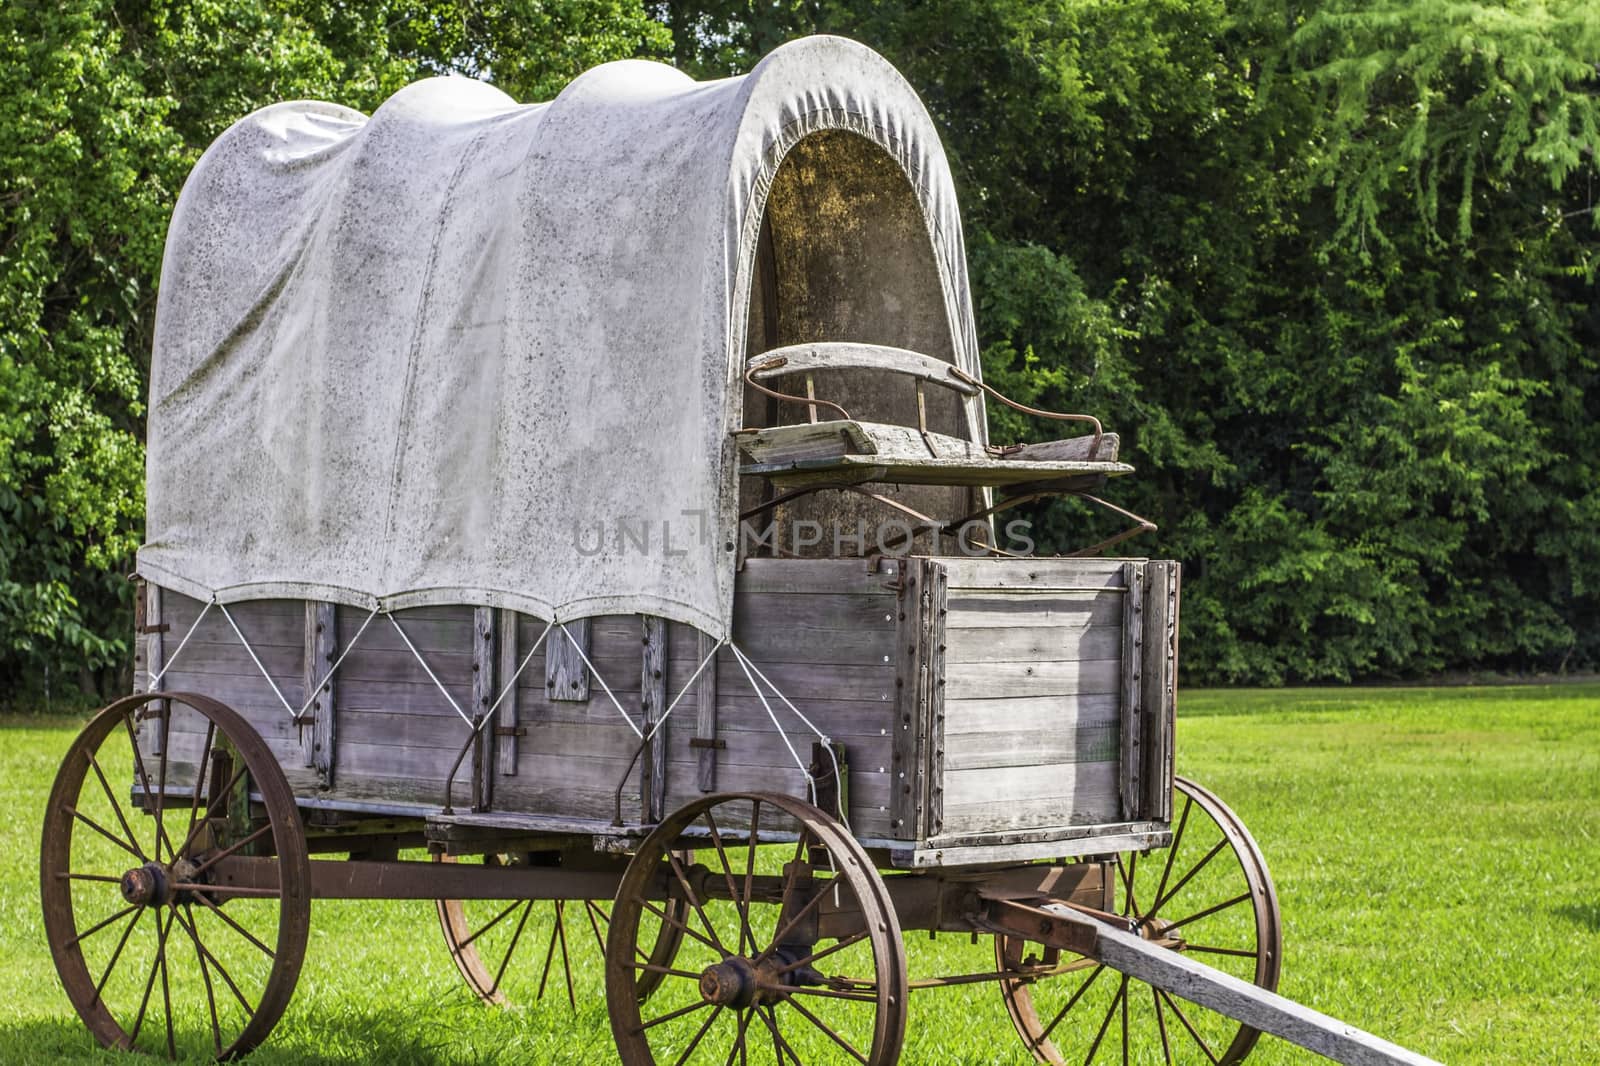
[134,555,1178,867]
[40,35,1438,1066]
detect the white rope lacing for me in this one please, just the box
[644,636,727,742]
[293,607,379,723]
[728,642,850,832]
[387,612,472,725]
[144,593,848,830]
[147,598,215,690]
[217,603,296,716]
[557,620,644,738]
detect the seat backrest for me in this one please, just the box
[747,342,978,396]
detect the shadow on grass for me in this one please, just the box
[1553,903,1600,933]
[0,1008,513,1066]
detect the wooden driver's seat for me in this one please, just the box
[734,342,1131,490]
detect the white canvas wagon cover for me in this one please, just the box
[138,36,980,639]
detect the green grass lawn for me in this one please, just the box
[2,683,1596,1064]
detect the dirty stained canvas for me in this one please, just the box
[137,36,982,639]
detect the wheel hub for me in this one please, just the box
[700,956,760,1008]
[1137,915,1185,949]
[120,863,169,906]
[119,857,203,907]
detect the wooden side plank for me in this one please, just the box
[943,623,1121,664]
[939,557,1129,591]
[944,694,1120,734]
[944,660,1121,701]
[496,609,520,776]
[890,559,926,840]
[945,593,1121,629]
[943,723,1119,771]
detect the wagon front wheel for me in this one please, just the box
[40,692,310,1060]
[995,776,1281,1065]
[606,792,908,1065]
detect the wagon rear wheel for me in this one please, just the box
[40,692,310,1060]
[606,792,908,1065]
[435,852,687,1007]
[996,776,1281,1065]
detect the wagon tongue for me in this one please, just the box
[995,898,1443,1066]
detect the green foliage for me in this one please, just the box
[0,1,668,703]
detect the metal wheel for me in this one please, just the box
[435,852,687,1008]
[40,692,311,1060]
[606,792,908,1065]
[996,776,1281,1066]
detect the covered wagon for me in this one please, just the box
[41,35,1436,1066]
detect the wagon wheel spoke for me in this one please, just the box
[65,903,142,950]
[642,897,722,954]
[1143,838,1229,926]
[157,909,177,1058]
[174,905,224,1056]
[667,848,733,958]
[703,810,754,956]
[496,902,535,1000]
[1183,942,1259,959]
[151,709,173,864]
[586,899,610,955]
[83,748,147,863]
[781,991,871,1064]
[720,1007,754,1066]
[1159,988,1221,1065]
[458,900,524,953]
[122,714,176,863]
[1038,963,1105,1046]
[1117,852,1139,918]
[772,930,871,976]
[64,806,144,863]
[190,890,279,959]
[1152,985,1173,1064]
[1149,794,1192,918]
[1079,974,1125,1066]
[91,906,145,1005]
[1161,891,1254,936]
[993,777,1281,1066]
[437,851,686,1012]
[183,722,217,852]
[757,1003,800,1064]
[626,961,707,982]
[670,1003,726,1066]
[173,763,248,863]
